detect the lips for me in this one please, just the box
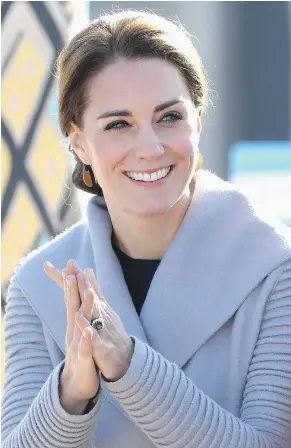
[123,165,174,185]
[124,165,173,175]
[125,166,172,182]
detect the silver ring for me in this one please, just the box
[91,317,105,331]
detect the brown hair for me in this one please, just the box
[57,10,209,195]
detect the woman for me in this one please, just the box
[2,10,291,448]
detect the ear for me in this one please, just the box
[68,122,91,165]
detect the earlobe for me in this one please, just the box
[68,122,90,164]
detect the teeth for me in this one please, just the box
[126,167,171,182]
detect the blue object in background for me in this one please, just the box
[228,141,291,226]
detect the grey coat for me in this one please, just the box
[2,170,291,447]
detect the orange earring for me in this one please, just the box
[196,153,203,171]
[83,165,94,188]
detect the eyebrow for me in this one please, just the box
[96,99,184,120]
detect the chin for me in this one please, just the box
[124,195,182,217]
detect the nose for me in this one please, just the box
[134,125,165,159]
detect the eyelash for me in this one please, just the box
[104,111,184,131]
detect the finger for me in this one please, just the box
[44,261,82,290]
[44,262,63,288]
[91,292,108,324]
[76,313,103,357]
[63,269,73,348]
[79,319,103,364]
[76,271,91,303]
[66,275,82,346]
[78,327,93,359]
[75,272,102,333]
[82,289,95,323]
[81,270,103,319]
[67,259,82,276]
[75,311,103,339]
[83,270,112,325]
[75,311,92,335]
[62,268,69,305]
[69,315,83,358]
[84,268,108,305]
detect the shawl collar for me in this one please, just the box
[139,171,291,366]
[17,171,291,370]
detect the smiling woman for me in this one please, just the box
[2,8,291,448]
[58,11,207,204]
[68,57,203,225]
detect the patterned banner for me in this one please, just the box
[1,1,79,304]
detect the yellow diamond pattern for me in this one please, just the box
[27,119,68,212]
[1,183,41,286]
[2,37,47,143]
[1,139,12,199]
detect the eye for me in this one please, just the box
[105,120,130,131]
[159,111,184,123]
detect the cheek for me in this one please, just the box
[160,120,199,154]
[169,132,199,159]
[88,137,127,177]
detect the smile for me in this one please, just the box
[124,166,172,182]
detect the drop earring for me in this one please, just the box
[83,164,94,188]
[196,153,203,171]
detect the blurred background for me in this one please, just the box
[1,1,291,381]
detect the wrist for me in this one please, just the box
[103,338,135,382]
[60,392,89,415]
[59,372,89,415]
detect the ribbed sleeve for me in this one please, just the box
[2,274,102,448]
[105,260,291,447]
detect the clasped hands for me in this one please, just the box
[44,259,134,414]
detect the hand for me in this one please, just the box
[45,260,134,382]
[45,260,100,321]
[45,261,100,414]
[78,268,134,382]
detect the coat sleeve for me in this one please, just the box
[104,260,291,448]
[2,272,102,448]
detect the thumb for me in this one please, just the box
[44,262,64,288]
[78,327,94,359]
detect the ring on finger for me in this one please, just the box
[91,317,105,331]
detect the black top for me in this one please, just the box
[112,238,161,315]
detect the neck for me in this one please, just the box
[107,193,193,260]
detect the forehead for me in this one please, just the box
[85,58,191,112]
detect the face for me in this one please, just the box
[70,58,202,216]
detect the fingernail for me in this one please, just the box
[67,275,74,284]
[45,261,54,268]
